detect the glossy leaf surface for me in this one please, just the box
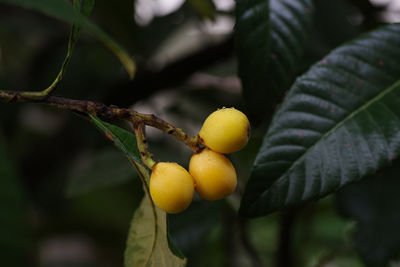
[241,24,400,217]
[236,0,314,118]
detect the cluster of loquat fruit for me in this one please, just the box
[149,108,250,213]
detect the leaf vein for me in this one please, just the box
[258,80,400,208]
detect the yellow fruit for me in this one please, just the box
[199,107,250,154]
[189,149,237,200]
[149,162,194,213]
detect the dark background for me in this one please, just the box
[0,0,399,266]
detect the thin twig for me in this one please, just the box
[0,89,202,157]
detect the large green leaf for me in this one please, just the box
[240,24,400,217]
[88,115,187,267]
[235,0,314,118]
[235,0,270,117]
[0,138,28,266]
[1,0,135,78]
[337,162,400,267]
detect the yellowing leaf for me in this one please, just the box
[88,115,187,267]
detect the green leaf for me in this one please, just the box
[235,0,270,114]
[1,0,135,79]
[337,162,400,267]
[0,139,28,266]
[125,165,187,267]
[88,115,187,267]
[240,23,400,217]
[89,114,141,164]
[42,0,95,96]
[235,0,315,118]
[66,148,138,197]
[69,0,95,57]
[69,0,96,61]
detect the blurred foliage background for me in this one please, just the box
[1,0,400,266]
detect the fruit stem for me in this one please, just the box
[132,121,156,169]
[133,112,203,153]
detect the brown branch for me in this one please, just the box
[0,90,202,154]
[137,113,203,153]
